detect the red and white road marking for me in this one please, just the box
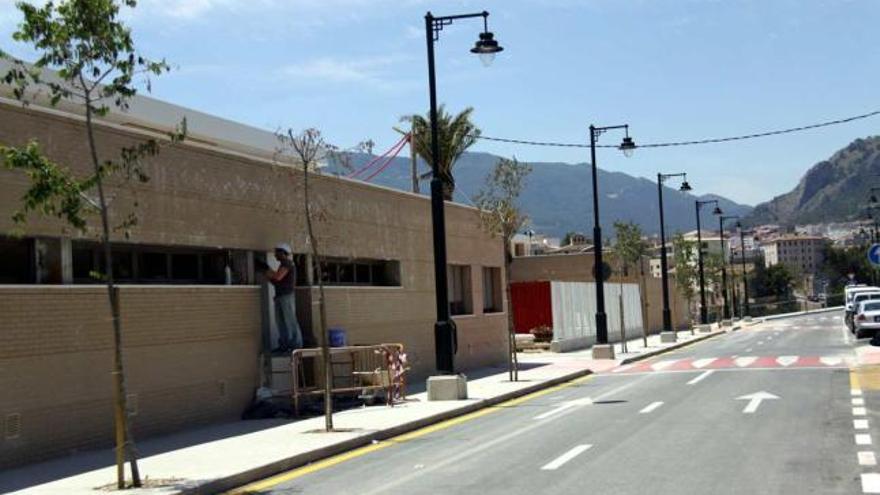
[609,355,851,374]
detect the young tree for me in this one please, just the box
[402,105,480,201]
[611,221,650,346]
[0,0,184,488]
[275,128,338,432]
[672,233,698,326]
[474,156,532,381]
[703,252,724,321]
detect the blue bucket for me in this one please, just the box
[329,327,347,347]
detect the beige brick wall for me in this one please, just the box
[0,100,508,467]
[0,286,261,468]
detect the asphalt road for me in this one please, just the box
[236,311,876,495]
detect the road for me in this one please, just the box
[234,311,878,494]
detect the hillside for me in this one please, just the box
[744,136,880,226]
[337,151,753,237]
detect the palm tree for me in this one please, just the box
[401,106,480,201]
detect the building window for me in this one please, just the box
[0,236,34,283]
[313,257,401,287]
[482,267,503,313]
[448,264,472,316]
[72,241,244,285]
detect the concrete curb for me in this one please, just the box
[181,368,593,495]
[618,329,727,366]
[760,306,843,322]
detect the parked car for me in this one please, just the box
[845,286,880,328]
[854,300,880,338]
[850,291,880,331]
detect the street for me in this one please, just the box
[234,311,875,494]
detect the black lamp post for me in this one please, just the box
[589,125,636,349]
[695,200,722,325]
[718,215,739,320]
[656,172,692,335]
[736,221,750,316]
[424,10,503,374]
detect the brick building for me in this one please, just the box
[0,94,508,468]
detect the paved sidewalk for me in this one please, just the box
[1,328,724,495]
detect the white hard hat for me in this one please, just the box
[275,242,292,254]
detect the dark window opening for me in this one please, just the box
[313,258,401,287]
[171,253,199,281]
[0,237,34,283]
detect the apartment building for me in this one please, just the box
[761,235,828,273]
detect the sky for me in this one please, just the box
[1,0,879,206]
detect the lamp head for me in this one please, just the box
[471,31,503,66]
[679,180,692,192]
[871,193,878,204]
[712,205,723,215]
[619,136,636,158]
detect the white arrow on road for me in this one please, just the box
[737,391,780,414]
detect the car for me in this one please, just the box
[845,286,880,328]
[854,300,880,338]
[849,291,880,331]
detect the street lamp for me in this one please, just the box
[424,10,503,375]
[736,221,750,317]
[719,215,740,321]
[695,199,722,325]
[656,172,692,340]
[524,229,536,256]
[589,124,635,358]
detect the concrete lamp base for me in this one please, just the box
[743,316,753,322]
[592,344,615,360]
[660,331,678,343]
[427,374,468,401]
[697,324,712,333]
[721,320,734,328]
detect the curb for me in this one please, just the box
[761,306,843,322]
[618,329,727,365]
[182,368,593,495]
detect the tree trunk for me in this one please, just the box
[84,98,141,488]
[303,162,333,431]
[638,256,649,346]
[503,241,518,382]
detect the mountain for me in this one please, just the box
[744,136,880,227]
[337,151,753,237]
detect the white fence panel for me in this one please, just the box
[550,281,644,351]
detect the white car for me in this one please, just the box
[854,300,880,338]
[850,291,880,331]
[845,286,880,328]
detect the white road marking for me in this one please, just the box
[735,357,758,367]
[691,358,717,369]
[757,341,764,346]
[745,348,753,352]
[856,434,873,445]
[640,401,664,414]
[651,360,678,371]
[534,398,593,420]
[541,444,592,470]
[737,391,780,414]
[855,407,868,416]
[859,451,878,466]
[687,370,714,385]
[820,356,843,366]
[855,419,870,430]
[854,398,866,406]
[776,356,798,367]
[854,389,864,396]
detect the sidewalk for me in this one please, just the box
[1,328,725,495]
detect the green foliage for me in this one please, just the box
[611,221,648,277]
[672,233,697,303]
[1,0,186,234]
[473,156,532,253]
[0,140,92,229]
[821,245,874,293]
[751,261,795,298]
[402,105,480,200]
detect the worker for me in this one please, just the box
[261,243,304,353]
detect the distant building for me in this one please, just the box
[761,235,828,274]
